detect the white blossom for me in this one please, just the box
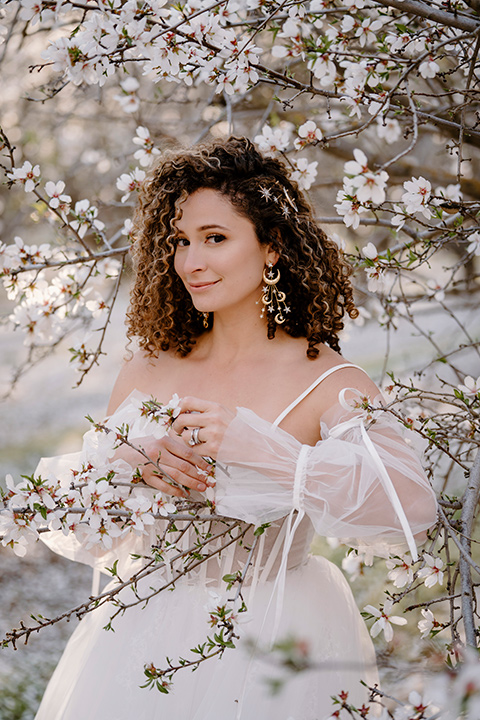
[291,157,318,190]
[417,608,438,638]
[362,242,378,260]
[133,126,161,167]
[402,176,432,218]
[334,192,367,229]
[116,168,146,203]
[418,554,444,587]
[114,77,141,114]
[386,555,414,588]
[294,120,322,150]
[376,117,402,144]
[467,231,480,256]
[457,375,480,396]
[419,58,440,79]
[254,124,291,154]
[70,199,105,238]
[7,161,41,192]
[45,180,72,210]
[363,599,407,642]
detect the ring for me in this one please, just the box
[188,427,202,446]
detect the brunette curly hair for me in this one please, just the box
[127,135,358,359]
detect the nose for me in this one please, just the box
[182,243,207,275]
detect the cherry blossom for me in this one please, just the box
[363,599,407,642]
[417,554,444,587]
[457,375,480,396]
[7,161,41,192]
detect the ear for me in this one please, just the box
[265,229,281,266]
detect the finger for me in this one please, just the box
[162,436,211,474]
[179,396,216,414]
[171,411,207,436]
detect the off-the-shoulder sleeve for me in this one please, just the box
[215,399,437,558]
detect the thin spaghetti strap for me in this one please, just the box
[272,362,366,427]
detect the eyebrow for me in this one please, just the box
[175,223,230,233]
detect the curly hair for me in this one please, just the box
[127,135,358,359]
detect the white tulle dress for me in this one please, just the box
[34,363,437,720]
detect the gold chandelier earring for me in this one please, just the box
[260,262,290,325]
[202,312,210,329]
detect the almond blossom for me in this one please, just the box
[417,554,444,587]
[402,176,432,218]
[45,180,72,210]
[294,120,323,150]
[116,168,146,203]
[254,124,291,154]
[334,192,367,229]
[467,231,480,256]
[70,199,105,238]
[363,599,407,642]
[417,608,443,638]
[133,126,161,167]
[419,58,440,79]
[7,161,41,192]
[291,157,318,190]
[386,555,414,588]
[457,375,480,396]
[376,117,401,144]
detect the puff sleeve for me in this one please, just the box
[214,396,437,559]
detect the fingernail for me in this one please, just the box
[197,482,207,492]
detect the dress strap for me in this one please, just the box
[272,362,365,428]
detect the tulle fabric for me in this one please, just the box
[215,399,437,559]
[35,555,378,720]
[33,386,437,720]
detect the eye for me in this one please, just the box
[174,237,189,247]
[206,233,226,244]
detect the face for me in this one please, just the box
[173,188,277,316]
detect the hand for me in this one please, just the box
[170,396,235,461]
[118,435,214,498]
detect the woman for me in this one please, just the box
[35,136,437,720]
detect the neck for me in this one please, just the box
[199,304,279,363]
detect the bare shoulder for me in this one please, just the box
[314,346,380,411]
[106,349,173,414]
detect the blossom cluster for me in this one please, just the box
[0,395,184,557]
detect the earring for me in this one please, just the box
[202,312,210,329]
[260,262,290,325]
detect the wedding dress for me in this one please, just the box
[34,363,437,720]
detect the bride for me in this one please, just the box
[35,136,437,720]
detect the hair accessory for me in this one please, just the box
[258,184,298,219]
[188,427,202,446]
[260,262,290,325]
[202,312,210,329]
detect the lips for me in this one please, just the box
[188,280,219,290]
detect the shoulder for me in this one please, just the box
[311,347,381,414]
[106,349,174,414]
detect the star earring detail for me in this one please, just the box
[260,262,290,325]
